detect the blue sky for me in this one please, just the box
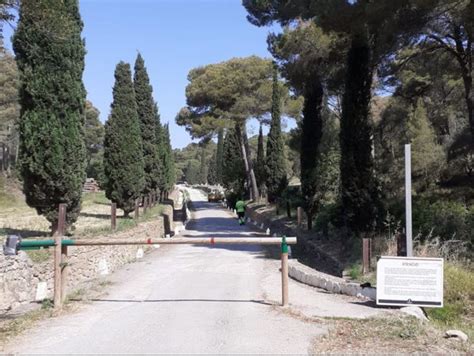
[4,0,285,148]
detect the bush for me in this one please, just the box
[412,198,472,248]
[426,263,474,325]
[314,202,344,235]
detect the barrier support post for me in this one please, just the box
[111,202,117,230]
[54,203,66,309]
[281,236,289,306]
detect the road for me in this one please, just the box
[5,188,382,354]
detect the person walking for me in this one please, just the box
[235,198,246,225]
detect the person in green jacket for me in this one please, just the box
[235,198,246,225]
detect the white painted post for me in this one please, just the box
[405,144,413,257]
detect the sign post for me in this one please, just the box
[405,144,413,257]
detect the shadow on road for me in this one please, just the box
[77,298,274,306]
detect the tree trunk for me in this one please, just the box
[235,123,259,200]
[453,24,474,139]
[307,211,313,231]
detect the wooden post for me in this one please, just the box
[362,238,372,274]
[54,203,66,309]
[144,196,148,214]
[61,244,68,304]
[111,202,117,230]
[397,232,407,256]
[134,199,139,219]
[297,207,303,228]
[281,237,289,306]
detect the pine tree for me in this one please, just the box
[13,0,86,232]
[103,61,144,216]
[265,64,287,202]
[215,128,224,184]
[254,123,266,196]
[133,53,160,196]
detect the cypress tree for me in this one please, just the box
[222,129,246,194]
[161,123,175,194]
[199,148,207,184]
[222,127,246,195]
[207,151,218,185]
[103,62,144,216]
[215,128,224,184]
[254,123,266,196]
[133,53,160,196]
[265,64,287,203]
[154,102,165,196]
[13,0,86,232]
[300,76,324,230]
[340,33,379,237]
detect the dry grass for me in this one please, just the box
[312,315,473,354]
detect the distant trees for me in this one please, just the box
[84,101,104,183]
[13,0,86,233]
[176,56,301,200]
[0,42,19,173]
[103,62,144,216]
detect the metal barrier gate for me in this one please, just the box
[4,234,297,309]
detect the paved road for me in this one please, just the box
[5,188,382,354]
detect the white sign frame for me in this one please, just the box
[376,256,443,308]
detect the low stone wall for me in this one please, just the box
[0,218,164,313]
[245,205,376,300]
[245,205,343,276]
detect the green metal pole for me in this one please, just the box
[18,239,76,250]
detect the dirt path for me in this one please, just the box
[4,187,386,354]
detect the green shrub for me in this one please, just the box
[412,198,472,246]
[314,202,345,235]
[426,263,474,325]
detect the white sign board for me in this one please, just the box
[376,256,443,308]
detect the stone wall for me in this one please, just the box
[0,218,164,313]
[245,204,344,276]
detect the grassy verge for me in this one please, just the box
[0,304,54,350]
[426,263,474,337]
[313,315,472,353]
